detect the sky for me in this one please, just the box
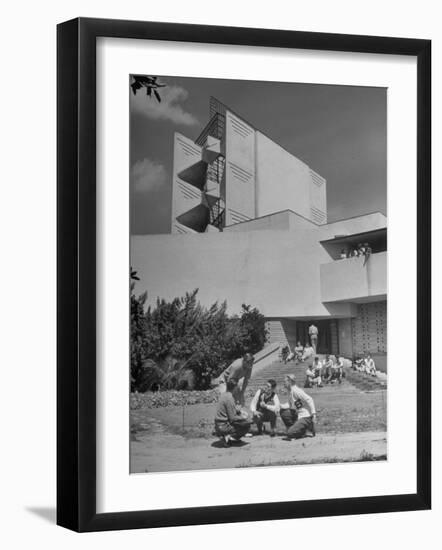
[130,76,386,235]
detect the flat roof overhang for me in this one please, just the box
[320,227,387,247]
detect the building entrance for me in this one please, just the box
[296,320,335,355]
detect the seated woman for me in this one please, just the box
[301,344,314,363]
[294,341,304,363]
[214,379,252,446]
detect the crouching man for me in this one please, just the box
[214,379,252,446]
[250,379,280,436]
[280,374,317,439]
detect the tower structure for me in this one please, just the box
[171,97,327,234]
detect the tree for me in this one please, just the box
[237,304,268,355]
[130,268,148,391]
[130,285,268,391]
[130,75,166,102]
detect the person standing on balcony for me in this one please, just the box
[309,323,319,353]
[363,242,372,266]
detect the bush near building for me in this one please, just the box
[130,281,267,392]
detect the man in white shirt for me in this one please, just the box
[365,354,377,376]
[331,355,344,384]
[308,323,319,352]
[280,374,317,439]
[250,379,280,437]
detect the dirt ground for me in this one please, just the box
[130,388,387,473]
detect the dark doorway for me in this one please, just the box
[296,320,332,354]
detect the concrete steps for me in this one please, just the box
[247,360,315,394]
[344,368,387,392]
[247,359,387,395]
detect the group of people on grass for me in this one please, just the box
[213,347,378,447]
[214,375,316,447]
[304,354,345,388]
[352,353,377,376]
[213,353,316,447]
[282,341,315,364]
[281,324,320,364]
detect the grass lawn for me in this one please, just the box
[131,387,386,440]
[130,385,387,472]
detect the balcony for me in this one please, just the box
[320,251,387,303]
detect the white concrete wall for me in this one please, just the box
[224,209,317,233]
[131,229,355,319]
[255,132,327,225]
[320,252,387,303]
[225,111,256,225]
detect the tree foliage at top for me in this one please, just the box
[130,75,166,102]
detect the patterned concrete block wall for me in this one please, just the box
[351,301,387,355]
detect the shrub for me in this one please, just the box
[130,281,267,391]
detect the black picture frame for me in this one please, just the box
[57,17,431,532]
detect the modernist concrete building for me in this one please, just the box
[132,97,387,360]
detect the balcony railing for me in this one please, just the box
[320,251,387,303]
[195,113,226,148]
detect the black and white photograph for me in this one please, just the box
[129,75,387,474]
[0,0,434,542]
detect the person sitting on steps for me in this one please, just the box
[301,344,314,363]
[364,353,377,376]
[294,341,304,363]
[305,356,323,388]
